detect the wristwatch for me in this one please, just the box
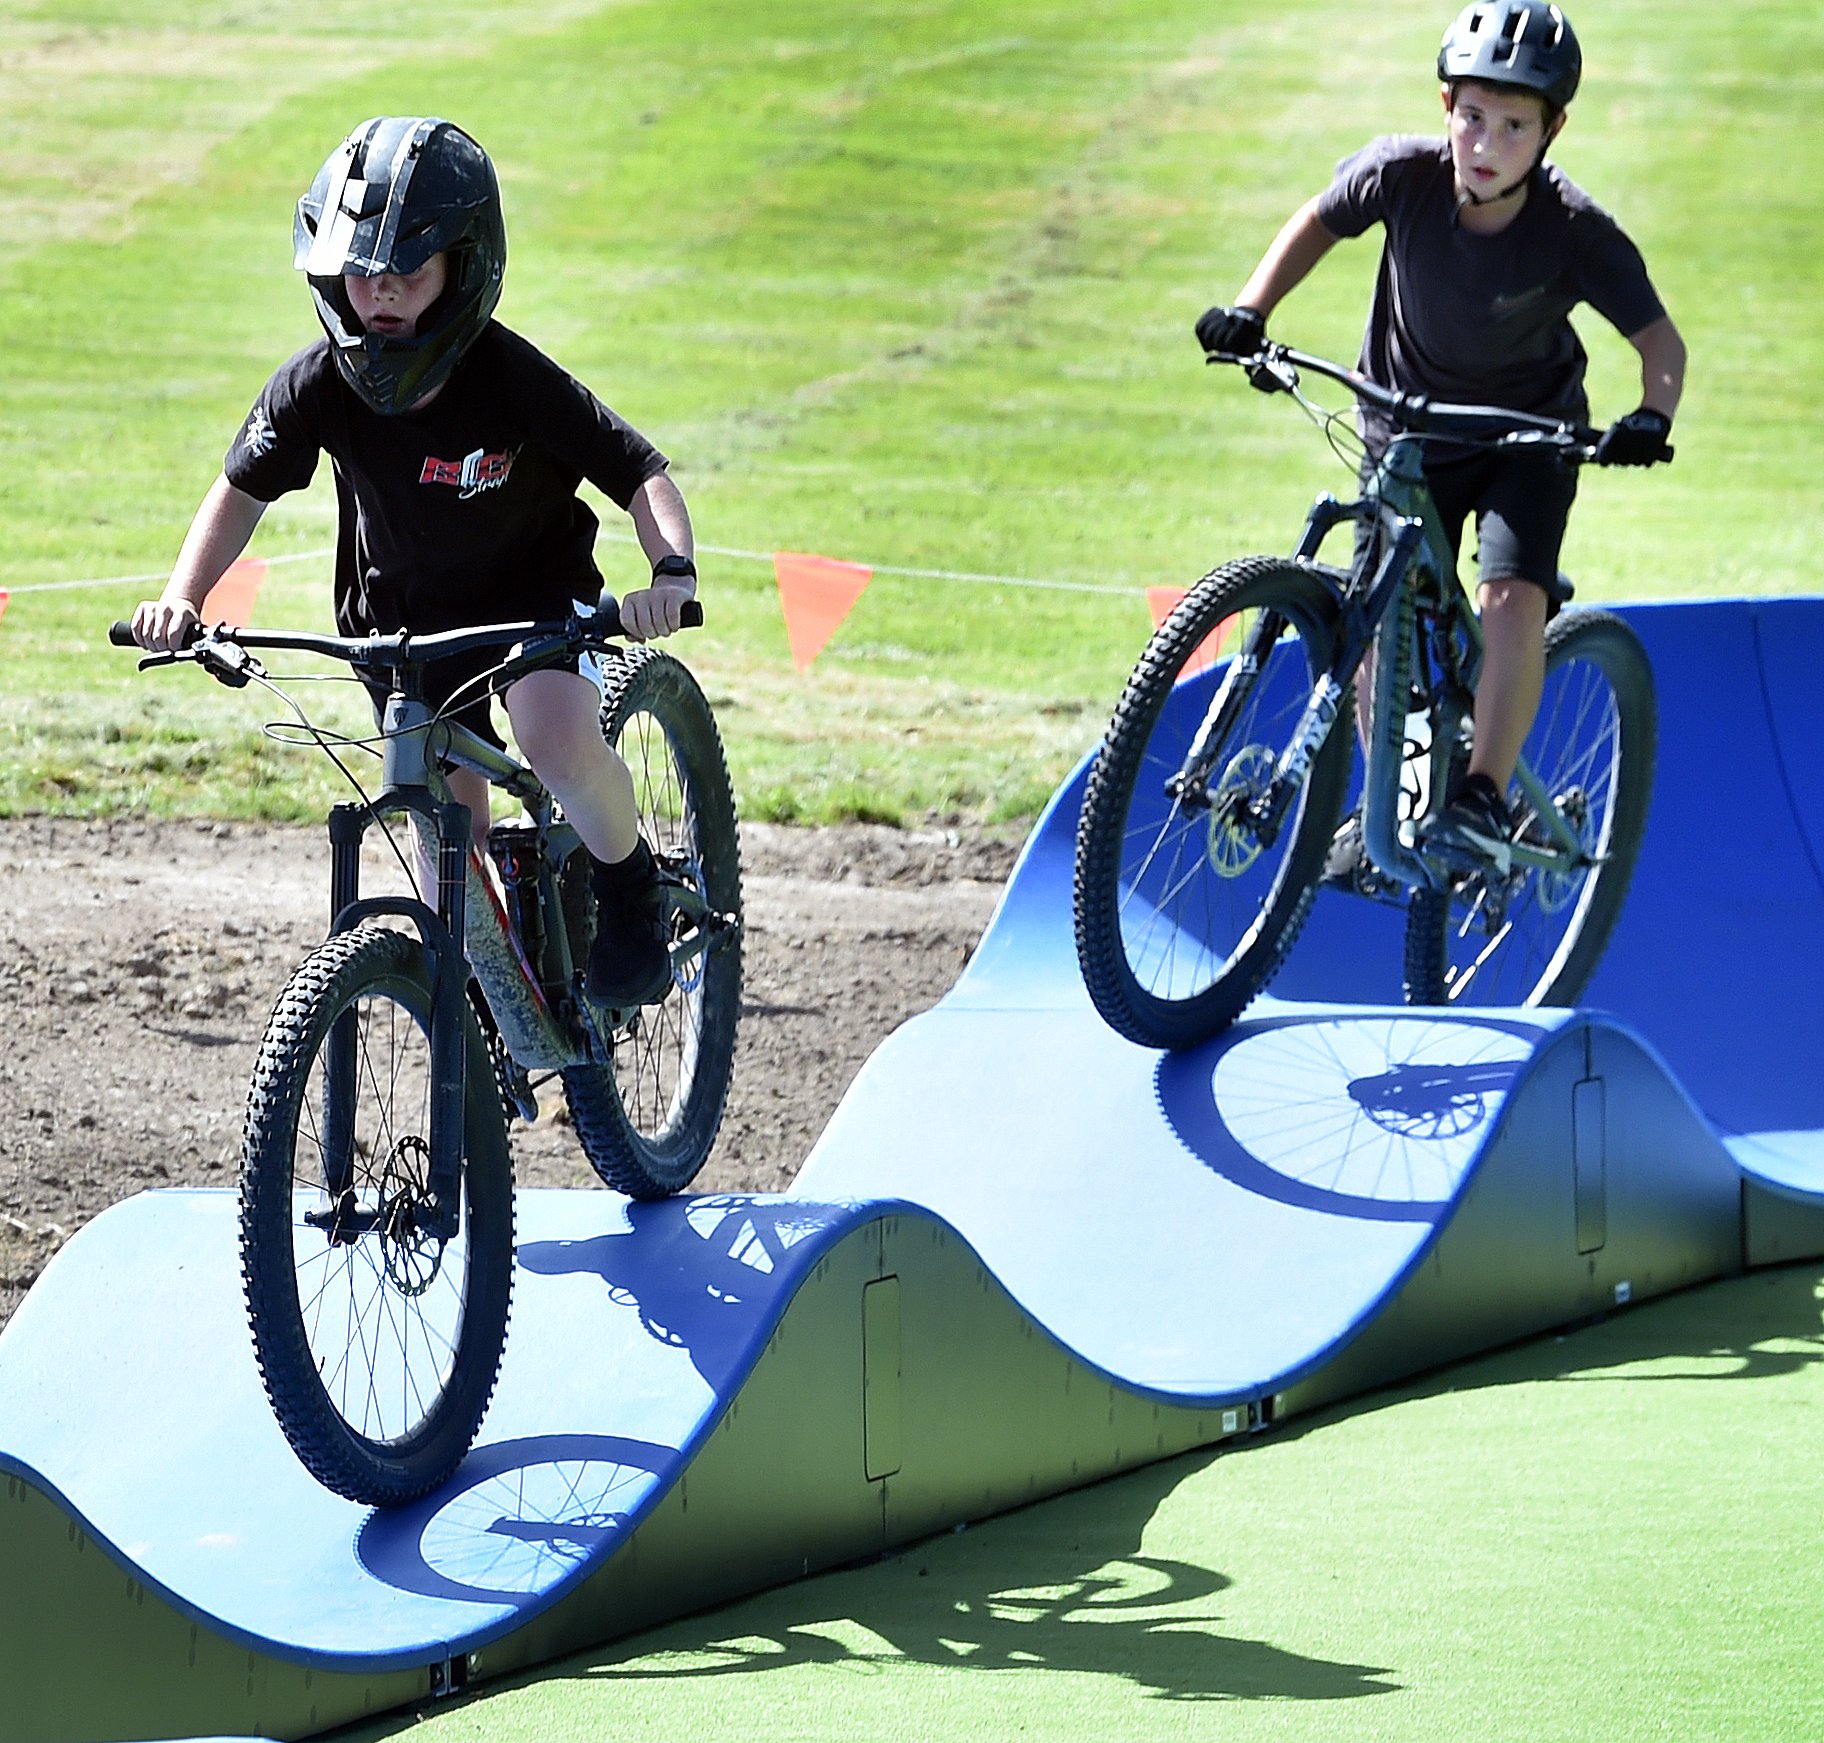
[651,553,697,584]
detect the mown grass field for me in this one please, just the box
[1,0,1817,824]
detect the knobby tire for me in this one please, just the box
[1403,608,1656,1008]
[1074,556,1350,1049]
[562,646,742,1197]
[240,925,514,1506]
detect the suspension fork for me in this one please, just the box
[1192,504,1427,850]
[1164,499,1349,803]
[321,792,473,1241]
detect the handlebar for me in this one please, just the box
[110,598,702,663]
[1205,341,1613,456]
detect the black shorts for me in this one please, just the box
[358,647,585,753]
[347,572,603,751]
[1358,446,1578,610]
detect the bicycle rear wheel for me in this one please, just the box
[563,646,743,1198]
[1073,556,1349,1048]
[240,925,514,1506]
[1404,608,1655,1008]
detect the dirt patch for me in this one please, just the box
[0,816,1023,1331]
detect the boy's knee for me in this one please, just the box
[1478,575,1550,626]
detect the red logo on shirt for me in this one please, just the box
[420,446,517,499]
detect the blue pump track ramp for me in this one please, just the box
[3,598,1821,1742]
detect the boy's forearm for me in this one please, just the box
[166,475,267,610]
[1631,315,1686,420]
[628,471,694,576]
[1236,196,1338,316]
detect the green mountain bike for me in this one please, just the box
[1073,342,1657,1050]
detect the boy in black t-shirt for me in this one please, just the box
[1195,1,1685,871]
[132,117,694,1006]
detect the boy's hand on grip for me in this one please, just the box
[1194,304,1266,359]
[618,582,695,643]
[130,598,202,652]
[1595,407,1673,467]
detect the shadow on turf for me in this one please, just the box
[329,1265,1824,1731]
[564,1450,1400,1704]
[1355,1259,1824,1405]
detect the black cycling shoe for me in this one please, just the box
[1423,774,1515,873]
[586,840,672,1007]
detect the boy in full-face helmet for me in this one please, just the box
[1194,2,1686,874]
[132,117,693,1006]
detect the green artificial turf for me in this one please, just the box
[1,0,1819,824]
[330,1264,1824,1743]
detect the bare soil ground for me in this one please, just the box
[0,816,1020,1331]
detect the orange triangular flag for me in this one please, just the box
[773,552,872,672]
[203,555,268,628]
[1146,586,1233,680]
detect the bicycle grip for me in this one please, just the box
[109,618,204,649]
[605,599,703,633]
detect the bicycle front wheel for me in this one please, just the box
[563,646,743,1198]
[1073,556,1349,1049]
[1403,607,1656,1008]
[240,926,514,1506]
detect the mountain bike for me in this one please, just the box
[1073,342,1657,1050]
[111,603,742,1504]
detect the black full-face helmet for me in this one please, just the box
[295,117,506,415]
[1437,1,1582,115]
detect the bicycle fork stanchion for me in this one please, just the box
[421,801,471,1244]
[314,806,369,1230]
[315,797,472,1244]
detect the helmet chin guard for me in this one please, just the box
[295,117,506,415]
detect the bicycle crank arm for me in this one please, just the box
[1506,839,1607,875]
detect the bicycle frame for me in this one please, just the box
[1180,349,1599,900]
[312,688,598,1242]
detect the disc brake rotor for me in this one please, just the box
[1205,745,1276,878]
[379,1135,445,1296]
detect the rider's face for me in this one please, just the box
[344,252,449,340]
[1444,81,1559,204]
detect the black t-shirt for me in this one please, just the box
[223,322,669,637]
[1315,136,1666,450]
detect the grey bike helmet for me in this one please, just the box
[295,117,506,415]
[1437,2,1582,114]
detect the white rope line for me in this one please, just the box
[5,547,334,595]
[5,533,1147,601]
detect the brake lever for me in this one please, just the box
[1203,347,1298,395]
[193,635,264,689]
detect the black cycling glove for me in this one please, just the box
[1194,304,1266,359]
[1595,407,1674,467]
